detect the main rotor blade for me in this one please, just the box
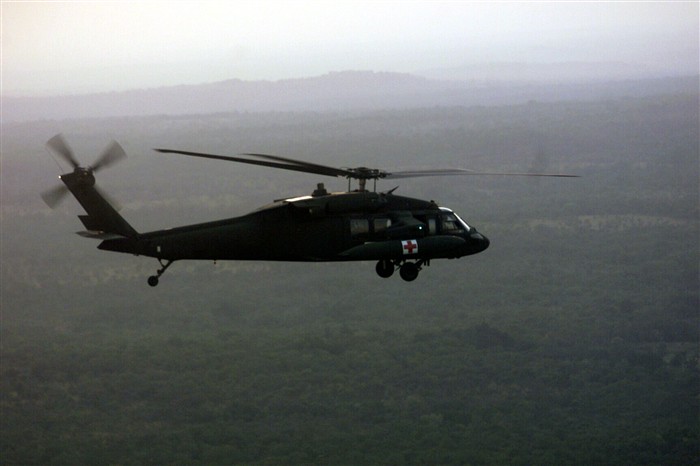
[92,140,126,172]
[386,169,579,179]
[154,147,580,182]
[239,152,353,178]
[154,149,352,178]
[41,184,69,209]
[46,134,80,169]
[385,169,475,179]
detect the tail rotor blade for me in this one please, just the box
[92,140,126,172]
[46,134,80,169]
[41,184,69,208]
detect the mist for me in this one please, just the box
[2,1,697,96]
[1,2,699,464]
[2,80,699,464]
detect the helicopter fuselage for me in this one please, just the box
[98,190,489,264]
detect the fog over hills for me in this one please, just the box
[2,66,698,464]
[418,61,672,82]
[3,67,697,122]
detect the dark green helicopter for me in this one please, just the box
[42,134,576,286]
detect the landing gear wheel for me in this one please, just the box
[399,262,419,282]
[147,258,174,286]
[376,259,394,278]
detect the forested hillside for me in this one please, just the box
[1,90,698,464]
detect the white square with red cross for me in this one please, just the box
[402,239,418,255]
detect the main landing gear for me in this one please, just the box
[375,259,429,282]
[148,258,174,287]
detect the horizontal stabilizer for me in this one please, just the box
[76,230,126,240]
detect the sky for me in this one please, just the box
[1,1,698,96]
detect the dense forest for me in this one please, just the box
[1,87,698,464]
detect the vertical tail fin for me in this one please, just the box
[42,134,136,238]
[61,170,138,238]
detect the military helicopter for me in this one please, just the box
[41,134,576,286]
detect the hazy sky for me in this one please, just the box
[2,1,697,96]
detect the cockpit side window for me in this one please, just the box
[440,212,462,232]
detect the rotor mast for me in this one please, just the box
[348,167,384,192]
[358,178,367,192]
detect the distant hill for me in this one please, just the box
[2,70,697,122]
[417,61,670,82]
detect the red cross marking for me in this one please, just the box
[402,239,418,254]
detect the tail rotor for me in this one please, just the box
[41,134,127,209]
[46,133,80,169]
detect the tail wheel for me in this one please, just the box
[399,262,419,282]
[147,259,174,287]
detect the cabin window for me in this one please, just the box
[350,218,369,236]
[373,218,391,232]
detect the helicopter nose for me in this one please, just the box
[469,231,490,252]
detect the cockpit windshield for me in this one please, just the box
[439,207,471,232]
[440,212,461,232]
[454,212,471,231]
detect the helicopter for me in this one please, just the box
[41,134,577,286]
